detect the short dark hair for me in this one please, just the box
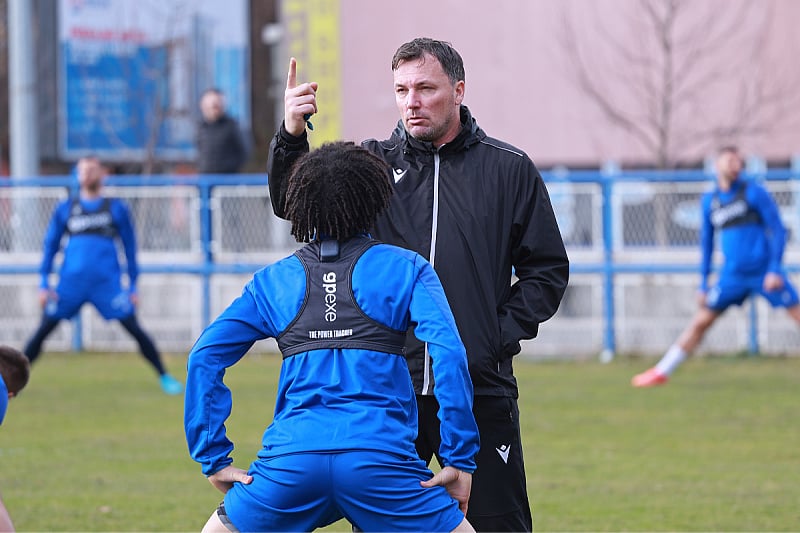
[718,145,740,156]
[285,141,393,243]
[0,345,30,396]
[78,155,102,166]
[391,37,465,85]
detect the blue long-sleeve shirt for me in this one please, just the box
[0,376,8,425]
[184,240,480,477]
[39,196,139,292]
[699,179,787,290]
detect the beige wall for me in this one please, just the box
[329,0,800,168]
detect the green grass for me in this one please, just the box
[1,352,799,531]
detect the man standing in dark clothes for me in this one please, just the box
[268,38,570,532]
[196,88,248,174]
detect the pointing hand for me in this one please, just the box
[285,57,318,136]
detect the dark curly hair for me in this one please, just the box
[284,141,393,243]
[0,345,30,396]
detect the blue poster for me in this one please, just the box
[58,0,249,161]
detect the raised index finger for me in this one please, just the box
[286,57,297,89]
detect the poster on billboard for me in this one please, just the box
[58,0,249,162]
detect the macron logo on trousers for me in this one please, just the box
[496,444,511,464]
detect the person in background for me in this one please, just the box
[0,345,31,532]
[197,88,250,252]
[268,38,569,532]
[197,88,248,174]
[185,141,479,532]
[633,145,800,387]
[22,157,183,395]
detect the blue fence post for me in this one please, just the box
[745,156,768,356]
[199,179,213,328]
[599,161,619,362]
[67,179,84,353]
[747,299,759,356]
[71,314,83,352]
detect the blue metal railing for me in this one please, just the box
[541,164,800,358]
[0,174,271,350]
[3,166,799,356]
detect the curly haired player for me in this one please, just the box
[185,141,479,532]
[0,345,31,531]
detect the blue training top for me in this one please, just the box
[39,196,139,293]
[699,179,787,290]
[0,375,8,425]
[184,237,480,477]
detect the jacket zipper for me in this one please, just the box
[422,151,441,396]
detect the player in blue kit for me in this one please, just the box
[22,157,182,395]
[633,146,800,387]
[1,345,31,531]
[184,141,479,532]
[0,345,29,425]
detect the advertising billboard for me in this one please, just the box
[58,0,249,162]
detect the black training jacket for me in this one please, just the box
[268,105,569,398]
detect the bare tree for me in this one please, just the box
[558,0,800,169]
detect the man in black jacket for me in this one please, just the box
[197,88,247,174]
[268,38,569,532]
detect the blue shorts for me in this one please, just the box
[223,450,466,532]
[48,277,133,321]
[706,272,799,311]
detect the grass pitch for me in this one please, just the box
[1,351,798,531]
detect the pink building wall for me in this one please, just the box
[336,0,800,168]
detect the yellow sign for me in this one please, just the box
[282,0,341,146]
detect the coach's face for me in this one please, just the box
[393,53,464,148]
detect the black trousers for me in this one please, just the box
[23,313,166,376]
[415,394,533,533]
